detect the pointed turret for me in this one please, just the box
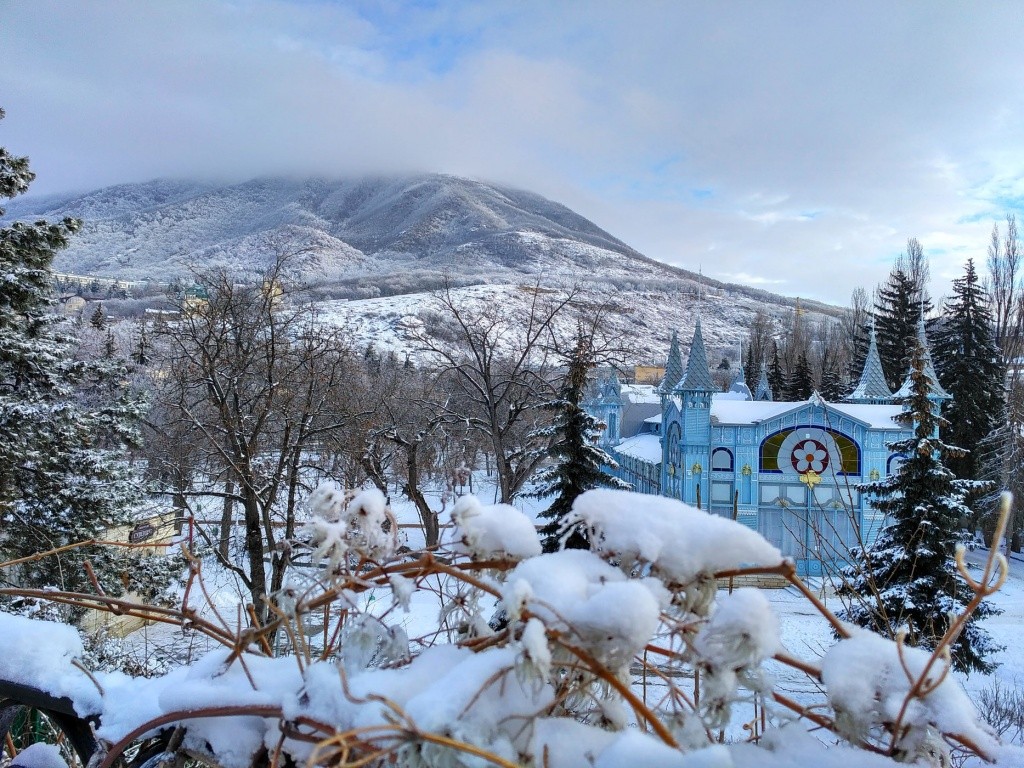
[895,317,950,401]
[847,324,894,404]
[658,331,684,394]
[754,367,773,401]
[676,319,717,393]
[730,362,752,399]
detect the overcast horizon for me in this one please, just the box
[3,1,1024,305]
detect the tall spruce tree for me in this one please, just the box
[874,268,932,392]
[838,334,1000,673]
[932,259,1004,481]
[784,351,813,400]
[767,342,785,400]
[0,109,155,604]
[535,326,628,552]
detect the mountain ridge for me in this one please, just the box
[1,173,837,316]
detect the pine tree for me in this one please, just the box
[767,342,785,400]
[133,322,150,366]
[742,341,759,392]
[838,335,1000,673]
[874,268,932,392]
[784,352,813,400]
[0,109,160,606]
[535,327,628,552]
[932,259,1004,481]
[818,353,844,401]
[90,302,106,330]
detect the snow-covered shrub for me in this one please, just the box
[0,488,1008,768]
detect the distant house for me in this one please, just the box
[181,284,209,314]
[586,322,948,577]
[633,364,666,385]
[60,295,86,316]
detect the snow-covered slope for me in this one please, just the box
[3,174,840,362]
[2,175,662,284]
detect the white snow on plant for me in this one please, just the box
[450,495,542,560]
[304,483,395,565]
[569,489,783,583]
[98,650,303,768]
[502,549,663,668]
[692,588,781,728]
[821,629,999,759]
[0,612,101,716]
[9,743,69,768]
[694,588,780,668]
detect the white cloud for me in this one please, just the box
[2,0,1024,304]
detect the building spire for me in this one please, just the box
[677,318,717,392]
[847,320,893,404]
[754,366,773,401]
[895,316,950,401]
[659,330,684,394]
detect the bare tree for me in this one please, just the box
[417,283,578,503]
[152,258,361,622]
[897,236,930,303]
[360,357,457,549]
[988,214,1024,366]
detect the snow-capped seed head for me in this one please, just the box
[308,481,347,522]
[450,495,541,560]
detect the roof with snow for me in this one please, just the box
[620,384,661,404]
[710,395,904,429]
[613,433,663,463]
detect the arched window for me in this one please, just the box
[759,426,861,476]
[667,422,681,465]
[887,454,904,475]
[711,448,733,471]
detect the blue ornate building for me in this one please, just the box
[590,320,948,575]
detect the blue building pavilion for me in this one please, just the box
[588,320,948,576]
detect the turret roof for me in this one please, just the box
[658,330,684,393]
[754,367,773,401]
[895,318,951,400]
[677,319,717,392]
[848,325,893,403]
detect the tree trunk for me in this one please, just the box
[219,472,234,560]
[242,494,268,624]
[404,444,439,548]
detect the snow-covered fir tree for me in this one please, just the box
[0,109,165,607]
[838,329,1000,673]
[874,268,932,392]
[783,350,813,400]
[932,258,1004,482]
[534,326,628,552]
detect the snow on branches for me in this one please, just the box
[0,487,1009,768]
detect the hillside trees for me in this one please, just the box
[838,333,999,673]
[0,108,155,601]
[150,259,361,621]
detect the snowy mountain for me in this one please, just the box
[2,174,840,363]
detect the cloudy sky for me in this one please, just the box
[3,1,1023,304]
